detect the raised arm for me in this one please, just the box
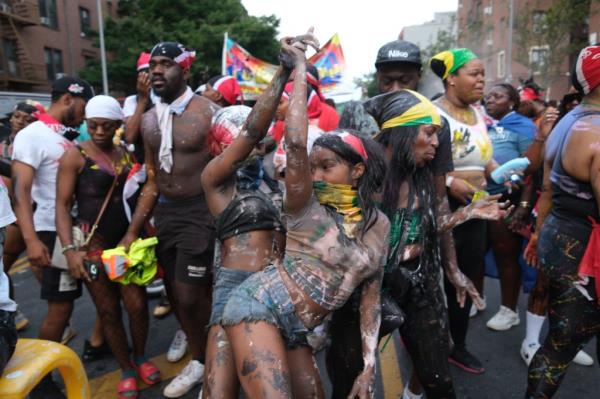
[124,72,151,145]
[119,137,158,250]
[201,46,293,199]
[524,107,558,174]
[56,148,90,282]
[282,40,311,215]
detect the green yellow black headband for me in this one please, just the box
[380,89,441,130]
[430,48,478,80]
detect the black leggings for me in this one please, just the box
[527,215,600,398]
[326,264,455,399]
[444,211,487,349]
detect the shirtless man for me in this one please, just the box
[121,41,218,398]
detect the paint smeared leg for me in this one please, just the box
[288,346,325,398]
[203,325,239,399]
[225,321,291,398]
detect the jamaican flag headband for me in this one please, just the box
[363,89,441,136]
[430,48,478,80]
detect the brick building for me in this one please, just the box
[0,0,118,92]
[456,0,600,100]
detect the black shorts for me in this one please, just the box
[154,196,215,285]
[37,231,82,301]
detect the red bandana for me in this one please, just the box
[573,45,600,95]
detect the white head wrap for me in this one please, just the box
[85,95,124,121]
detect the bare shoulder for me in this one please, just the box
[140,105,158,134]
[572,113,600,136]
[186,95,220,120]
[367,209,391,238]
[60,146,84,168]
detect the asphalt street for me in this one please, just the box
[10,260,600,398]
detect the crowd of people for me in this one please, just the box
[0,27,598,399]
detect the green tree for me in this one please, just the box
[353,72,378,99]
[514,0,598,90]
[80,0,280,94]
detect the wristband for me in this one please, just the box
[445,175,455,188]
[61,244,77,254]
[534,136,546,143]
[519,201,530,208]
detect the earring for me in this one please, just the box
[450,82,455,86]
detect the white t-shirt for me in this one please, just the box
[12,120,74,232]
[122,92,159,118]
[0,179,15,228]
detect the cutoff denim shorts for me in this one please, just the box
[208,266,254,327]
[221,264,309,349]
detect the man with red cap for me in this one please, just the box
[121,41,218,398]
[200,75,242,107]
[526,44,600,398]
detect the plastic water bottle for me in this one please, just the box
[491,157,530,184]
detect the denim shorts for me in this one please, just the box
[221,264,309,349]
[208,266,254,327]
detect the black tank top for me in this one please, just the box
[215,187,284,242]
[75,145,137,248]
[550,106,600,239]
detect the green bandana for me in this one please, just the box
[430,48,478,80]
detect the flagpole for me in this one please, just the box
[222,32,228,76]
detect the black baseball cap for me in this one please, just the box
[375,40,422,68]
[51,76,94,101]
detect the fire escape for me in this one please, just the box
[0,0,46,90]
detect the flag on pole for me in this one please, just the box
[222,33,346,98]
[309,33,346,94]
[222,36,277,99]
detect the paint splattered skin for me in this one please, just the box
[200,63,291,399]
[142,95,216,199]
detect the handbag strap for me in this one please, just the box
[82,173,119,247]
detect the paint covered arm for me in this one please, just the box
[434,175,484,309]
[282,39,311,216]
[348,268,382,399]
[201,58,291,201]
[437,194,511,233]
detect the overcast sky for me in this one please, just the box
[241,0,458,83]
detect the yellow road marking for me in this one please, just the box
[7,257,29,275]
[379,334,403,399]
[89,353,192,399]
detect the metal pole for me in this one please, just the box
[507,0,514,84]
[96,0,108,94]
[222,32,228,76]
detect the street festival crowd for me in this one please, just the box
[0,28,599,399]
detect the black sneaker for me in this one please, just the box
[82,339,112,362]
[449,345,485,374]
[30,375,66,399]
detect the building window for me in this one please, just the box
[79,7,91,37]
[497,51,505,79]
[3,40,18,76]
[38,0,58,29]
[532,11,546,34]
[530,46,549,75]
[44,47,63,80]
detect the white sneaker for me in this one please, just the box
[486,305,520,331]
[573,349,594,366]
[167,330,188,363]
[163,359,204,398]
[520,340,540,366]
[469,296,486,318]
[469,303,477,318]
